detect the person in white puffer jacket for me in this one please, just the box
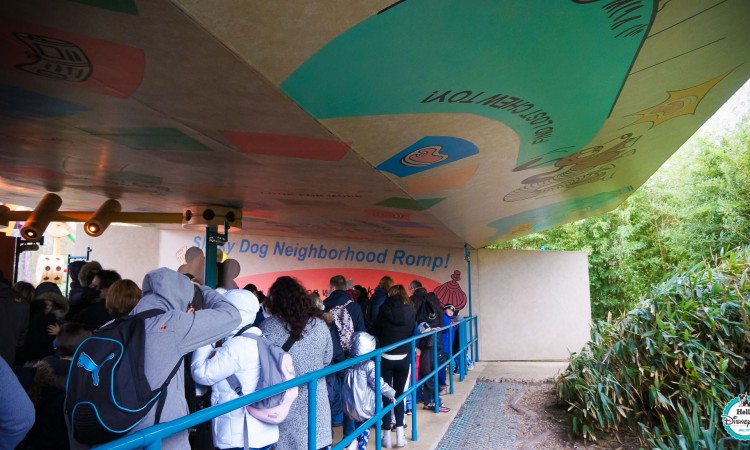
[191,289,279,450]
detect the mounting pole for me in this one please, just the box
[203,222,228,288]
[464,244,477,361]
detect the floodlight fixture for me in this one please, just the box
[20,193,62,241]
[182,205,242,230]
[84,199,122,237]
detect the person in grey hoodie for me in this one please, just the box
[68,267,241,450]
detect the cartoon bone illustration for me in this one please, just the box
[77,352,115,387]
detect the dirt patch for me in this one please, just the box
[493,379,642,450]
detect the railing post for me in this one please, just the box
[410,339,418,441]
[432,331,439,412]
[474,316,479,362]
[308,380,317,450]
[448,322,454,394]
[468,315,474,362]
[458,319,466,382]
[375,352,382,449]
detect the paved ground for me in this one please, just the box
[332,360,569,449]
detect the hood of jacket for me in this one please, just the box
[33,291,69,315]
[78,261,102,286]
[378,295,413,327]
[350,331,376,357]
[324,289,351,308]
[222,289,259,334]
[67,260,86,287]
[370,287,387,302]
[133,267,195,313]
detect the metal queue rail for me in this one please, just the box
[95,315,479,450]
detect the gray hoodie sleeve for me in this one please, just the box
[177,286,241,355]
[0,358,35,448]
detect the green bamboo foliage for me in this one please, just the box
[557,246,750,447]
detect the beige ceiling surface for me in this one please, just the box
[0,0,748,247]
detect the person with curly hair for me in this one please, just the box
[259,276,333,450]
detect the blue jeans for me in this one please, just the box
[344,415,356,436]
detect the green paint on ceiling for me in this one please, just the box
[81,128,209,152]
[69,0,139,15]
[376,197,445,210]
[282,0,653,167]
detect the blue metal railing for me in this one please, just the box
[96,315,479,450]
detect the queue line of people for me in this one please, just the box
[0,265,465,450]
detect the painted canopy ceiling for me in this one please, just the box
[0,0,748,248]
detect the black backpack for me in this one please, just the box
[364,300,376,333]
[65,309,183,445]
[416,293,441,328]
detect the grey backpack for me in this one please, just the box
[226,332,297,424]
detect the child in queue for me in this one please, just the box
[342,331,397,449]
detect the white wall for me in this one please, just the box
[476,248,591,360]
[74,226,592,361]
[73,225,160,286]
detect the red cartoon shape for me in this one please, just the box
[434,270,467,311]
[400,146,448,167]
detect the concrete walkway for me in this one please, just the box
[332,360,569,449]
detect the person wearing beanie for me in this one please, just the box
[67,261,100,307]
[69,269,121,329]
[438,304,457,394]
[191,289,279,450]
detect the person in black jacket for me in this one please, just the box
[0,270,29,365]
[365,276,393,334]
[374,285,416,448]
[16,282,68,365]
[409,280,449,414]
[19,323,91,450]
[68,269,120,329]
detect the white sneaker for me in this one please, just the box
[395,426,407,447]
[382,429,393,449]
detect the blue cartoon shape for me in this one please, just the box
[0,84,89,119]
[377,136,479,177]
[488,187,632,240]
[77,352,115,387]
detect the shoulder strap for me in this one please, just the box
[281,335,295,352]
[227,373,243,396]
[136,308,166,320]
[154,355,184,424]
[234,323,255,338]
[226,333,262,396]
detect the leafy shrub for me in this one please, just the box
[557,246,750,447]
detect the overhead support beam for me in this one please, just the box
[1,210,184,224]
